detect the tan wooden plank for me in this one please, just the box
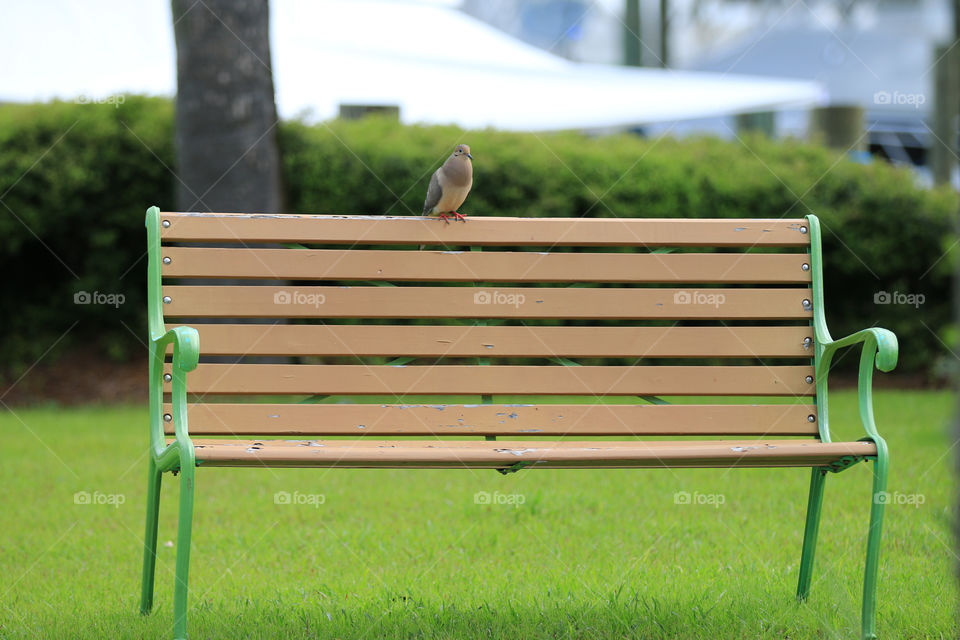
[190,437,815,448]
[191,461,856,469]
[159,213,811,247]
[164,364,815,395]
[161,247,812,283]
[185,438,875,468]
[166,324,814,358]
[163,403,819,436]
[188,459,854,469]
[161,286,813,319]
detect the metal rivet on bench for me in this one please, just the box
[801,263,810,271]
[162,220,171,228]
[800,226,808,234]
[162,257,171,265]
[803,337,812,349]
[163,373,172,382]
[163,413,172,423]
[802,299,811,310]
[163,296,172,304]
[807,414,816,423]
[805,375,813,384]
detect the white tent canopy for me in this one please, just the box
[2,0,824,131]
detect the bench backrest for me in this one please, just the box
[150,211,818,439]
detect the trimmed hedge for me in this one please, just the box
[0,98,955,379]
[0,97,175,368]
[282,118,957,376]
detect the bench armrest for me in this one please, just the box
[155,326,200,373]
[148,326,199,470]
[806,214,897,447]
[801,214,897,444]
[815,328,897,444]
[820,328,898,374]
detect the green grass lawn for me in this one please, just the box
[1,390,956,639]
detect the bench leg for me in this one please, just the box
[173,462,196,640]
[796,467,827,601]
[140,457,163,614]
[861,452,888,640]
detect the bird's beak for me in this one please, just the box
[466,153,473,160]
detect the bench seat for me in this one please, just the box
[184,438,876,469]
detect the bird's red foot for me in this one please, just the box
[452,212,467,222]
[438,213,451,225]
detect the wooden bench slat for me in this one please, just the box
[192,438,819,448]
[161,247,812,283]
[164,363,815,396]
[166,324,814,358]
[163,403,820,436]
[159,213,811,246]
[185,438,875,468]
[162,286,813,319]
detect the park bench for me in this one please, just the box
[139,207,897,640]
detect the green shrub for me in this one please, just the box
[0,100,954,379]
[0,97,175,370]
[280,118,956,376]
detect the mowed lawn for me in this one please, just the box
[0,390,955,639]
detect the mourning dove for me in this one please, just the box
[422,144,473,224]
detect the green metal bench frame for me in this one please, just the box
[139,207,897,639]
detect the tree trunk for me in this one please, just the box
[171,0,287,366]
[624,0,642,67]
[932,44,958,186]
[659,0,669,67]
[171,0,283,213]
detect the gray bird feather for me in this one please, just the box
[422,171,443,215]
